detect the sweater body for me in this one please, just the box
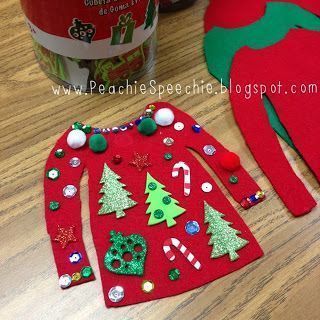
[44,103,264,307]
[230,29,319,216]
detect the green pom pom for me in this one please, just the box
[138,118,157,136]
[89,134,107,153]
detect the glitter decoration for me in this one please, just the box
[72,272,82,282]
[142,280,154,293]
[164,153,173,161]
[154,209,164,219]
[55,149,65,158]
[98,164,137,218]
[46,168,60,180]
[112,155,122,164]
[72,122,83,130]
[163,137,174,146]
[69,157,81,168]
[49,201,60,211]
[59,274,72,288]
[174,122,184,131]
[229,175,239,184]
[256,190,265,199]
[203,145,216,156]
[185,220,200,235]
[69,251,82,264]
[201,182,213,193]
[169,268,180,281]
[192,124,201,133]
[130,152,151,171]
[53,226,77,249]
[108,286,125,303]
[204,201,248,261]
[104,231,147,276]
[63,185,77,198]
[81,266,93,278]
[145,173,185,227]
[82,124,92,134]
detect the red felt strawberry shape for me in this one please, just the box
[69,18,96,43]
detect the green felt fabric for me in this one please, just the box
[204,2,320,148]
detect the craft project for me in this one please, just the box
[104,231,147,276]
[172,161,191,196]
[163,238,202,270]
[204,202,248,261]
[145,173,185,227]
[230,29,319,216]
[204,2,320,148]
[44,102,264,308]
[99,163,137,218]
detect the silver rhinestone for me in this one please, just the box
[163,137,174,146]
[69,157,81,168]
[203,145,216,156]
[59,274,72,289]
[108,286,125,303]
[63,185,77,198]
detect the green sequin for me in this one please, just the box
[162,196,171,205]
[169,268,180,281]
[46,168,60,181]
[154,209,164,219]
[148,182,157,191]
[82,125,92,134]
[81,266,93,278]
[49,201,60,211]
[229,175,239,184]
[55,149,65,158]
[104,231,147,276]
[204,201,248,261]
[73,122,83,130]
[164,153,173,161]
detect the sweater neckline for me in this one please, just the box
[76,107,151,135]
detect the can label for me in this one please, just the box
[21,0,158,59]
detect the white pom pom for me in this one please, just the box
[67,129,87,149]
[154,108,175,126]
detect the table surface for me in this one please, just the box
[1,1,319,319]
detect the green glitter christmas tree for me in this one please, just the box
[99,164,137,218]
[204,201,248,261]
[145,173,185,227]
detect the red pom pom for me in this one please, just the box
[219,152,240,171]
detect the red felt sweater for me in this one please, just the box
[230,29,319,216]
[204,0,320,32]
[44,102,264,308]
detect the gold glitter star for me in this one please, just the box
[130,152,151,172]
[54,226,77,249]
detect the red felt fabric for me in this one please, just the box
[44,102,264,308]
[204,0,320,32]
[230,29,319,216]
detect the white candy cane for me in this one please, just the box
[163,238,201,270]
[172,161,191,196]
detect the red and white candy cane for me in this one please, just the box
[163,238,201,270]
[172,161,191,196]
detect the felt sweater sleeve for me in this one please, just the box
[44,130,95,288]
[229,48,316,216]
[153,102,265,209]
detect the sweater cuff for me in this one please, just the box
[50,238,95,289]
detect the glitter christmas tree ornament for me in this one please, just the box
[98,164,137,218]
[104,231,147,276]
[204,201,248,261]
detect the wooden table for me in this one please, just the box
[1,1,319,319]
